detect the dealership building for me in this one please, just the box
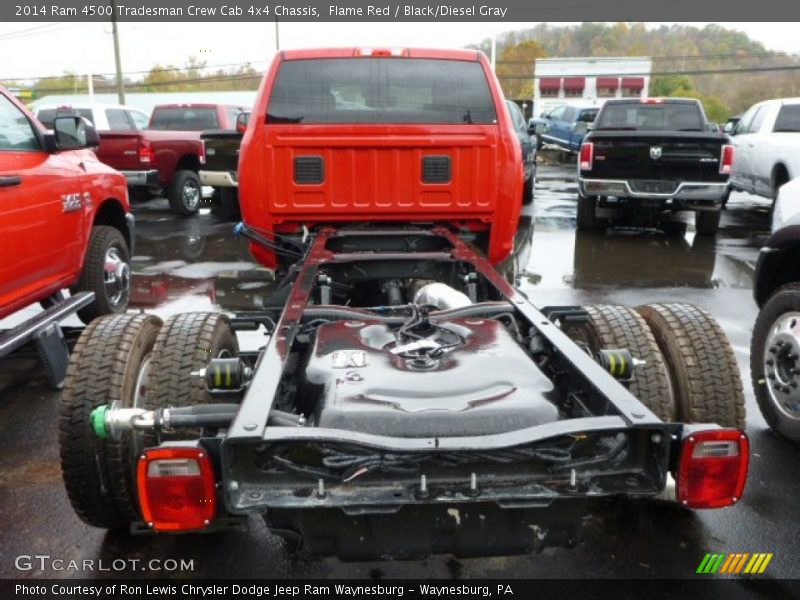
[531,56,653,117]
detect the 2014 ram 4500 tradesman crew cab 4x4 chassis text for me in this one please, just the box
[58,49,748,561]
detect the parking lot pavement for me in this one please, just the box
[1,165,798,582]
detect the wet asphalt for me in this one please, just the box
[1,157,799,583]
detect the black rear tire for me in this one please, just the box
[72,225,130,325]
[695,210,721,236]
[168,169,201,215]
[563,305,675,421]
[59,313,162,529]
[210,187,241,220]
[576,194,603,232]
[522,177,534,206]
[637,303,745,429]
[750,284,800,441]
[146,312,238,440]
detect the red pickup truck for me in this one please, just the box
[0,87,133,384]
[239,48,522,266]
[97,103,245,215]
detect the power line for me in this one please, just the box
[0,23,77,42]
[28,62,800,95]
[5,48,800,85]
[0,58,270,83]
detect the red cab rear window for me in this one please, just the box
[267,58,497,125]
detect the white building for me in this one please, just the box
[532,57,652,118]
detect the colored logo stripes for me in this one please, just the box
[697,553,773,574]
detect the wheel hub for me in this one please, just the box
[104,247,130,305]
[183,180,200,210]
[764,313,800,418]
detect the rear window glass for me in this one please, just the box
[267,58,497,125]
[149,107,219,130]
[774,105,800,132]
[37,107,93,129]
[595,102,704,131]
[106,108,133,131]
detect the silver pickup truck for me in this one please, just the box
[729,97,800,208]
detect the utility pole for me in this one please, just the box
[110,0,125,104]
[274,18,280,52]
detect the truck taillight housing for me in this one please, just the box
[720,144,734,174]
[579,142,594,171]
[139,140,155,165]
[199,139,206,165]
[137,447,216,532]
[677,429,748,509]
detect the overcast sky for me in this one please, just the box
[0,21,798,81]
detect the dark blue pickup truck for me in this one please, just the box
[529,104,598,153]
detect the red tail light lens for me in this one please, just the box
[137,447,216,532]
[720,144,734,174]
[199,139,206,165]
[677,429,749,509]
[579,142,594,171]
[139,140,155,165]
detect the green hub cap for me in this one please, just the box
[90,405,110,439]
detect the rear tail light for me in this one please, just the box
[199,139,206,165]
[138,140,155,165]
[677,429,749,509]
[137,447,216,531]
[579,142,594,171]
[720,144,734,174]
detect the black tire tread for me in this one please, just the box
[146,313,238,432]
[72,225,129,324]
[168,169,200,216]
[750,282,800,441]
[576,195,602,232]
[565,305,675,421]
[59,313,162,529]
[637,303,745,429]
[695,210,721,236]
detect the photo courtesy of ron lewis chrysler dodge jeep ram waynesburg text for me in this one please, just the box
[56,49,748,562]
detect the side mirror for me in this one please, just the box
[724,122,736,134]
[540,112,549,119]
[534,122,548,135]
[52,115,98,151]
[236,111,250,134]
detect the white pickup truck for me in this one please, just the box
[728,97,800,206]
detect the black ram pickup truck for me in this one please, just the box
[577,98,733,235]
[199,111,249,219]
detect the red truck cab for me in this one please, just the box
[0,87,133,385]
[96,103,245,215]
[238,48,523,266]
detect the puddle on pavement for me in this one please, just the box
[128,165,769,317]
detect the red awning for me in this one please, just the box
[621,77,645,89]
[597,77,619,89]
[563,77,585,90]
[539,77,561,91]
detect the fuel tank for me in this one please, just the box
[304,317,559,437]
